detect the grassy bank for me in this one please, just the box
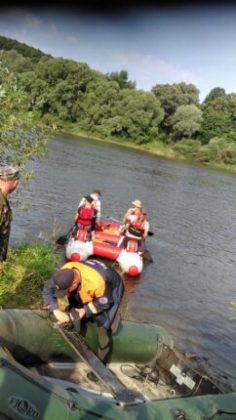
[0,244,59,308]
[57,122,189,160]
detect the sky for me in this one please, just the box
[0,2,236,102]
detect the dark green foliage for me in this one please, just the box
[203,87,226,104]
[200,110,232,144]
[0,35,48,63]
[173,138,202,160]
[173,136,236,166]
[0,50,34,73]
[114,89,164,143]
[151,82,200,136]
[0,63,46,171]
[152,82,200,116]
[106,70,136,89]
[35,57,80,85]
[198,137,236,165]
[77,83,164,142]
[200,95,236,144]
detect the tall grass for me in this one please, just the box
[0,243,59,308]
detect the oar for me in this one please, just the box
[56,226,74,245]
[108,216,154,237]
[55,321,135,403]
[143,248,153,263]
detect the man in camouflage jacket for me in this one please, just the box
[0,165,20,272]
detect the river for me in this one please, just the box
[10,134,236,388]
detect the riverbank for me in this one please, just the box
[0,244,59,308]
[51,121,236,175]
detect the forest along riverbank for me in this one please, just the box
[58,126,236,175]
[11,133,236,389]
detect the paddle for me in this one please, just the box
[56,225,75,245]
[108,216,154,237]
[143,248,153,263]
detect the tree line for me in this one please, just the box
[1,35,236,168]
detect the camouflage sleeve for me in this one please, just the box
[0,205,11,261]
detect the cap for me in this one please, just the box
[0,165,20,181]
[132,199,142,208]
[84,195,93,203]
[53,269,74,297]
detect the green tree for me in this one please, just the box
[19,72,49,111]
[170,105,203,139]
[35,57,76,86]
[152,82,199,115]
[0,64,46,170]
[203,87,226,104]
[0,50,34,73]
[27,59,95,119]
[200,94,236,143]
[151,82,200,134]
[113,89,164,143]
[106,70,136,89]
[0,35,47,63]
[78,80,120,130]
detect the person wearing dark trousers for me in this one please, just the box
[42,259,124,367]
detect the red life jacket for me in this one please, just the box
[76,205,94,226]
[133,218,145,231]
[127,211,146,237]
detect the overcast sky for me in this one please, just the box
[0,3,236,102]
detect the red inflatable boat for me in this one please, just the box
[66,220,144,277]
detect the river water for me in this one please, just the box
[10,134,236,388]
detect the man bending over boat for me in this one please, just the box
[42,259,124,367]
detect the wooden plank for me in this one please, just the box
[55,324,135,404]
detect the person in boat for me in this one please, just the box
[90,189,102,229]
[119,200,150,252]
[0,165,20,273]
[73,195,95,240]
[42,259,124,366]
[122,199,143,223]
[77,189,102,233]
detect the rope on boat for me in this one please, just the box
[204,409,236,419]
